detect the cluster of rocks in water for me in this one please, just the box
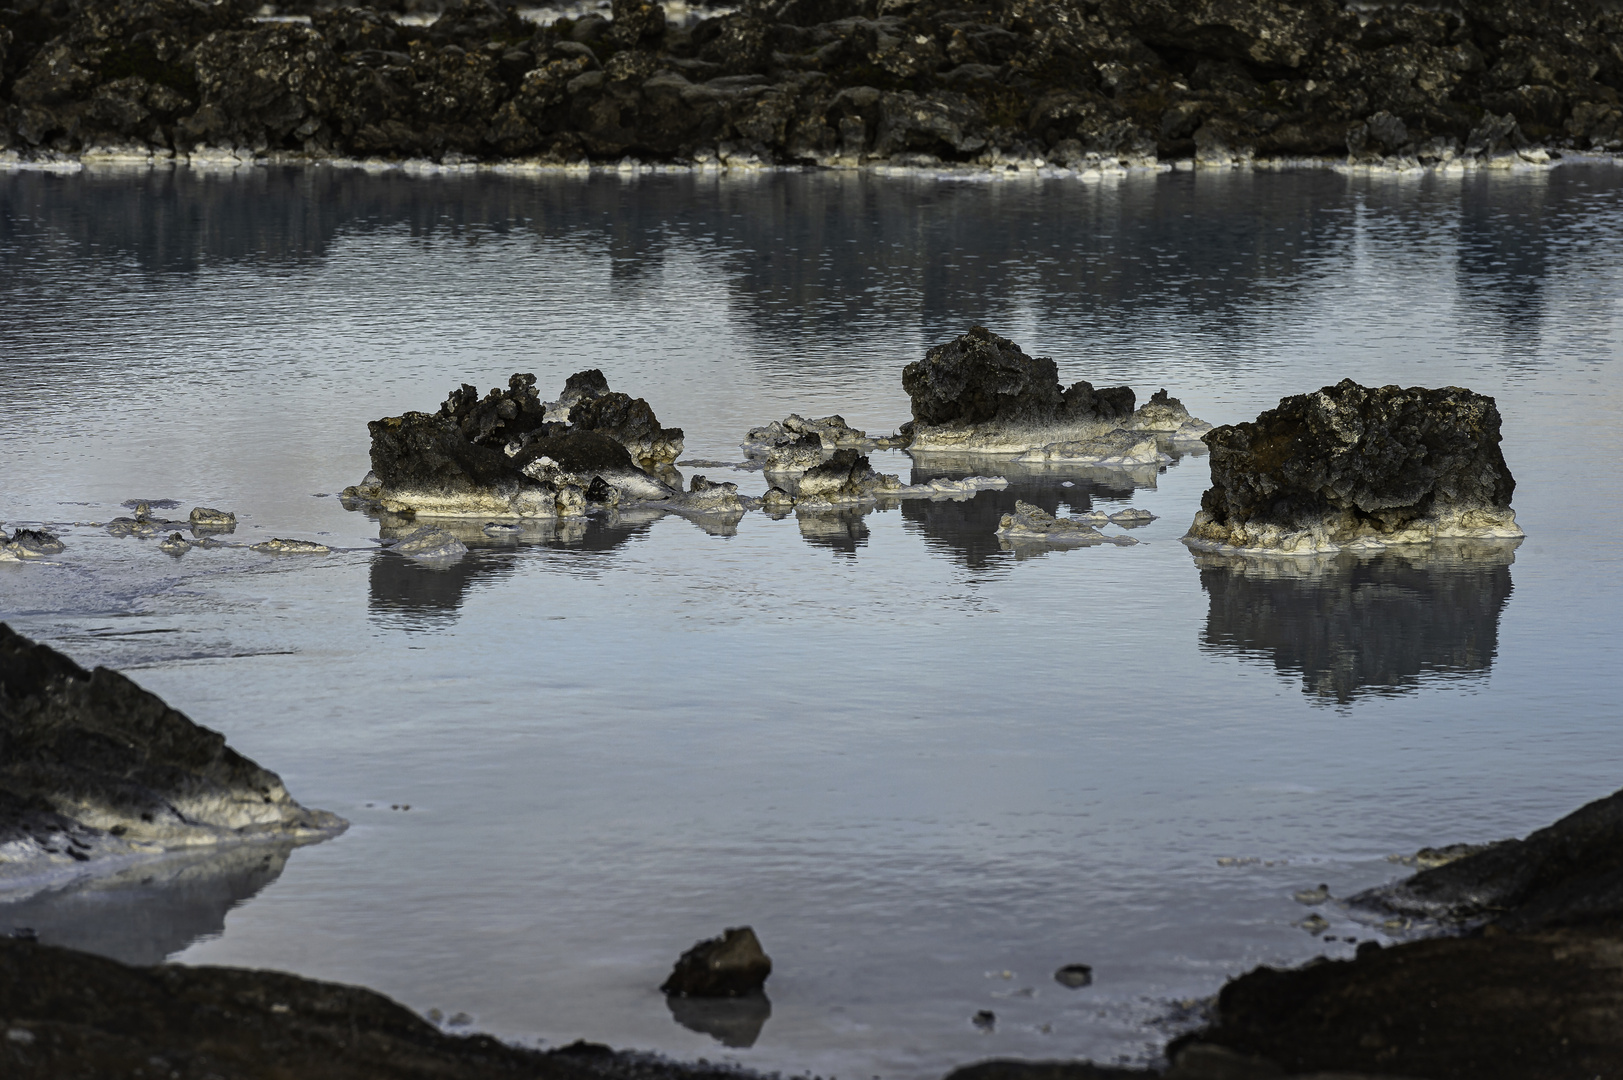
[5,0,1623,171]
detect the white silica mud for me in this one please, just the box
[1,163,1621,1080]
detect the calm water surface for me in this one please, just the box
[2,163,1621,1077]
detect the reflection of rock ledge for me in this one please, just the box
[1196,539,1520,703]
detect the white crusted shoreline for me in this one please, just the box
[6,145,1617,179]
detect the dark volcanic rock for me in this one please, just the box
[7,0,1622,166]
[0,623,343,885]
[0,937,762,1080]
[901,327,1139,452]
[1186,379,1523,553]
[357,371,674,516]
[567,391,684,467]
[1170,928,1623,1079]
[1350,784,1623,932]
[660,926,772,998]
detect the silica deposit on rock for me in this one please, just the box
[6,0,1623,169]
[902,326,1209,456]
[1185,378,1524,554]
[0,624,344,890]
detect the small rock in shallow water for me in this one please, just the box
[1108,508,1156,526]
[661,926,772,998]
[1293,884,1331,906]
[250,538,330,555]
[387,527,468,562]
[158,532,192,555]
[972,1010,996,1031]
[1296,914,1331,934]
[1054,963,1093,988]
[188,507,237,528]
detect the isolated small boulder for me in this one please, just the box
[660,926,772,998]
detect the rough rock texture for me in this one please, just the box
[660,926,772,998]
[742,413,871,459]
[900,328,1212,454]
[0,624,343,886]
[1186,379,1523,553]
[1349,784,1623,931]
[355,371,676,517]
[0,937,767,1080]
[7,0,1623,166]
[996,499,1135,544]
[793,447,901,502]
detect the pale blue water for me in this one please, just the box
[2,161,1621,1077]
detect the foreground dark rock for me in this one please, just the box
[1186,379,1523,554]
[903,327,1208,455]
[660,926,772,998]
[348,371,678,518]
[0,624,343,888]
[0,937,756,1080]
[6,0,1623,169]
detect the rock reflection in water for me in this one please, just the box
[665,993,772,1048]
[368,511,662,626]
[795,506,871,556]
[1195,540,1520,704]
[901,456,1163,569]
[0,842,299,966]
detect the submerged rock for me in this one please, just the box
[996,501,1137,546]
[386,526,469,563]
[188,507,237,531]
[1053,963,1093,989]
[661,926,772,998]
[1187,380,1523,554]
[902,329,1209,457]
[0,624,344,888]
[249,538,330,554]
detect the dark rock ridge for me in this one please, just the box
[1349,784,1623,932]
[0,936,764,1080]
[902,327,1208,454]
[7,0,1623,168]
[0,623,343,888]
[661,926,772,997]
[349,370,679,518]
[1186,378,1523,553]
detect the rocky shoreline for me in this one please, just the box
[5,0,1623,172]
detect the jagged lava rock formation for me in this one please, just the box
[6,0,1623,167]
[1186,378,1523,554]
[0,624,343,887]
[350,371,679,518]
[902,327,1209,456]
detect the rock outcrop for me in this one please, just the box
[349,371,677,518]
[1186,379,1523,554]
[6,0,1623,168]
[792,447,902,503]
[0,624,344,889]
[660,926,772,998]
[995,499,1137,545]
[903,328,1208,455]
[0,529,63,561]
[0,937,759,1080]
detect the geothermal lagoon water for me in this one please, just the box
[2,162,1622,1077]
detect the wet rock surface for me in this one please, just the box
[6,0,1623,166]
[902,328,1206,455]
[353,370,677,518]
[1186,379,1523,554]
[0,937,766,1080]
[661,925,772,997]
[0,624,344,887]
